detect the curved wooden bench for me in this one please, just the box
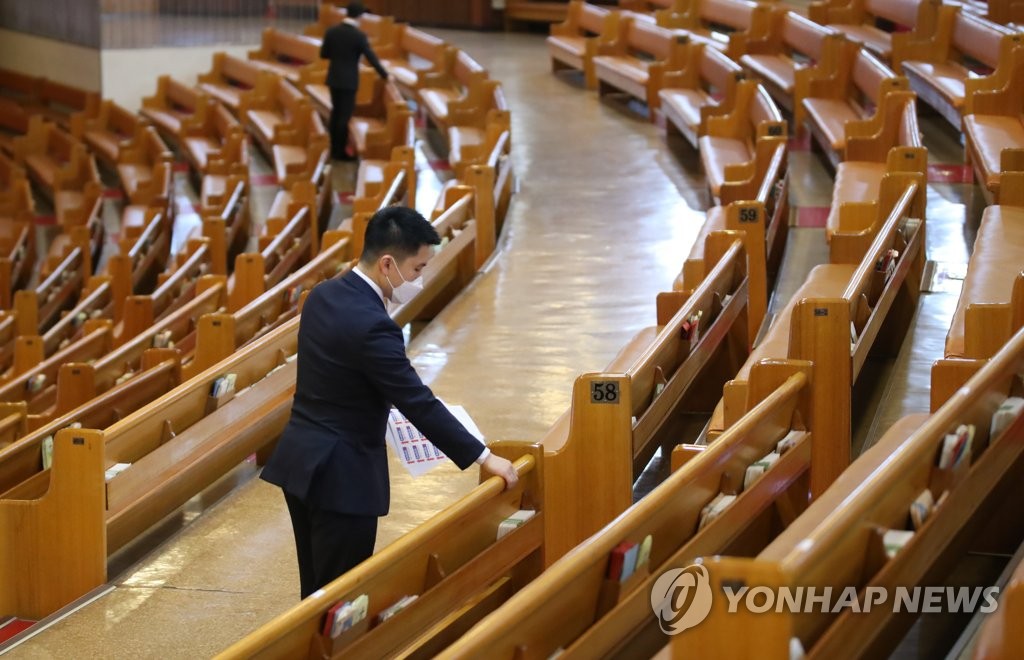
[377,26,452,94]
[419,50,490,137]
[800,40,908,169]
[197,53,262,116]
[808,0,941,62]
[140,76,207,147]
[440,367,820,659]
[347,78,414,161]
[548,0,623,90]
[740,10,839,113]
[652,0,777,61]
[70,99,140,170]
[893,6,1020,130]
[181,100,248,179]
[677,325,1024,658]
[247,28,324,84]
[659,39,744,148]
[116,124,172,206]
[962,46,1024,204]
[594,16,689,116]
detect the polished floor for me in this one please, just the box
[6,29,988,660]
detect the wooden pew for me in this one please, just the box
[341,146,416,258]
[181,99,249,181]
[201,175,251,276]
[984,0,1024,26]
[439,364,819,659]
[69,99,141,169]
[198,52,263,116]
[972,542,1024,658]
[216,235,758,658]
[376,26,455,94]
[116,124,173,205]
[240,71,325,166]
[649,0,779,61]
[418,50,490,136]
[892,4,1020,130]
[266,144,331,238]
[140,76,208,147]
[247,28,324,84]
[739,9,840,113]
[676,139,789,344]
[345,77,414,161]
[32,79,101,131]
[0,155,35,308]
[548,0,624,90]
[931,181,1024,409]
[659,38,744,147]
[217,453,542,660]
[675,325,1024,658]
[825,90,926,245]
[711,180,925,497]
[11,116,92,201]
[799,39,909,169]
[962,47,1024,204]
[808,0,943,62]
[0,291,324,618]
[697,80,786,203]
[593,17,690,116]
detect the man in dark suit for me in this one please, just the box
[262,206,519,599]
[319,1,389,160]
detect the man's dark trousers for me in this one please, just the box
[329,87,357,160]
[284,492,377,598]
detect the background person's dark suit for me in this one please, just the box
[261,270,485,597]
[319,20,388,159]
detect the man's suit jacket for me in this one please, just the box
[320,21,388,90]
[261,270,485,516]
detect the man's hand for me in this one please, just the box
[481,454,518,491]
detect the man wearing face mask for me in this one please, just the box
[261,205,519,599]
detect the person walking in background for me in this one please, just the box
[319,1,389,161]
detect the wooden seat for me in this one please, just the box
[594,17,690,116]
[659,40,744,147]
[181,100,247,178]
[808,0,941,62]
[547,0,623,89]
[69,99,140,169]
[116,125,173,205]
[303,4,399,49]
[418,50,489,135]
[697,80,786,201]
[347,78,414,160]
[649,0,777,61]
[943,200,1024,361]
[739,10,839,112]
[247,28,324,84]
[676,326,1024,658]
[894,7,1020,129]
[963,48,1024,203]
[377,26,452,93]
[140,76,207,146]
[800,41,909,169]
[197,53,262,116]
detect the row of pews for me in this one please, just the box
[0,3,513,632]
[219,1,1024,658]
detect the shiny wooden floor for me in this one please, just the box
[10,28,986,659]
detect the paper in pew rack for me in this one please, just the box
[385,402,485,477]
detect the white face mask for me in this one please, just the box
[384,257,424,305]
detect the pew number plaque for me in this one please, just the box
[591,381,620,404]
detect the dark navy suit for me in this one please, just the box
[319,21,388,158]
[261,269,484,596]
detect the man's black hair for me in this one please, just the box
[361,206,440,263]
[347,1,366,18]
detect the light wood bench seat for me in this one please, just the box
[808,0,941,62]
[198,53,262,116]
[69,99,141,169]
[594,17,689,115]
[659,40,743,147]
[140,76,206,146]
[247,28,324,84]
[548,0,623,89]
[377,26,452,93]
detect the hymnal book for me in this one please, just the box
[909,489,934,530]
[104,463,131,482]
[322,594,368,638]
[743,451,780,489]
[990,397,1024,439]
[698,493,736,531]
[636,534,653,570]
[385,402,484,477]
[26,373,46,394]
[620,542,641,582]
[606,541,635,581]
[152,330,173,349]
[41,436,53,470]
[883,529,914,558]
[938,424,974,469]
[377,595,417,623]
[210,373,237,398]
[776,430,801,454]
[496,510,536,540]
